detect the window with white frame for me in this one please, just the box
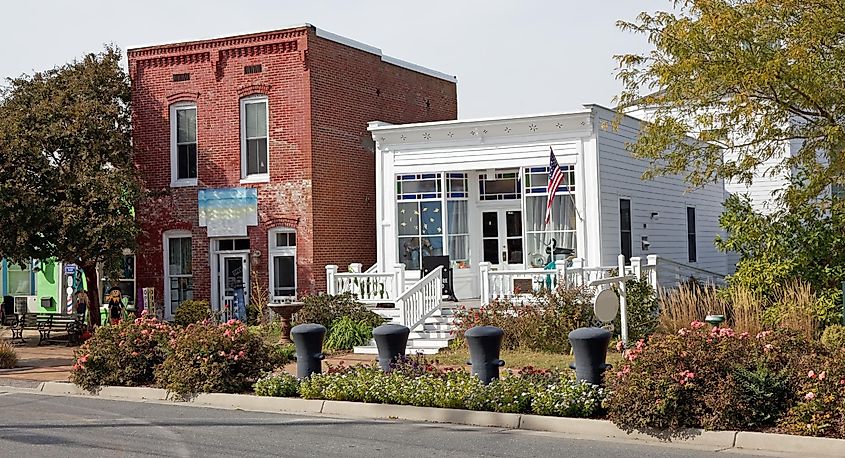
[446,173,470,269]
[269,229,297,299]
[478,171,520,200]
[396,173,444,270]
[5,260,34,296]
[101,253,136,305]
[164,232,193,315]
[523,166,577,268]
[240,95,269,180]
[170,103,197,185]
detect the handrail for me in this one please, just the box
[655,256,726,280]
[396,266,442,330]
[333,272,397,303]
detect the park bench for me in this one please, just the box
[10,313,84,346]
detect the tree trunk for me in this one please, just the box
[81,263,102,327]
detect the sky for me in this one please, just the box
[0,0,670,119]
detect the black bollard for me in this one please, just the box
[291,323,326,379]
[568,327,612,385]
[372,324,410,372]
[465,326,505,384]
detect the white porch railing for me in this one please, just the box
[396,266,443,330]
[326,263,406,305]
[480,255,724,305]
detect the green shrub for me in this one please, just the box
[293,292,384,330]
[615,276,659,342]
[155,320,274,399]
[821,324,845,350]
[607,323,814,432]
[531,379,605,418]
[453,284,594,353]
[0,339,18,369]
[254,372,300,397]
[70,314,173,393]
[174,299,211,327]
[268,343,296,367]
[325,316,372,351]
[290,362,605,417]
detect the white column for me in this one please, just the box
[618,254,629,345]
[630,257,642,279]
[326,265,338,295]
[479,262,491,305]
[393,263,406,298]
[647,254,659,289]
[349,262,363,273]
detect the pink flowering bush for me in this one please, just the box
[607,322,811,432]
[155,320,274,399]
[779,348,845,438]
[70,313,174,393]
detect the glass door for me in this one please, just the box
[219,254,249,321]
[481,209,524,269]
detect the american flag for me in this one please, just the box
[544,147,565,225]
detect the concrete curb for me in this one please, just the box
[34,382,845,456]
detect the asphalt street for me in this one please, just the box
[0,389,774,458]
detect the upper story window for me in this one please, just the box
[170,103,197,186]
[240,96,269,182]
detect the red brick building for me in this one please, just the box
[129,25,457,319]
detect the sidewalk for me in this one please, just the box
[0,330,76,384]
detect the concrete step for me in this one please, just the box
[409,330,452,340]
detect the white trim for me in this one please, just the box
[162,230,192,320]
[240,95,270,181]
[169,102,198,188]
[268,228,297,301]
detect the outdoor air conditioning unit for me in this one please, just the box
[13,296,38,314]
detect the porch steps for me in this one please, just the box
[354,303,462,355]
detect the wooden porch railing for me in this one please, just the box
[396,266,443,330]
[326,263,406,305]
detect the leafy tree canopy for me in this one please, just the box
[616,0,845,207]
[0,46,139,324]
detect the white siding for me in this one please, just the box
[724,142,791,214]
[594,107,729,275]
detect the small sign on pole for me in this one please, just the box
[64,264,77,275]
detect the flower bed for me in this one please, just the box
[608,321,845,438]
[254,358,605,418]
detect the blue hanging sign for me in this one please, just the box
[64,264,78,275]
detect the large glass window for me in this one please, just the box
[269,229,297,299]
[523,166,577,268]
[446,173,469,269]
[396,173,444,270]
[166,235,193,315]
[101,254,136,305]
[6,261,34,296]
[171,104,197,183]
[241,96,269,179]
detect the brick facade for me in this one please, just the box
[129,25,457,314]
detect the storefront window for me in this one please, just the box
[101,254,136,304]
[6,261,34,296]
[524,166,577,268]
[447,174,469,269]
[479,171,520,200]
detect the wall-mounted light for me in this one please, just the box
[650,212,660,220]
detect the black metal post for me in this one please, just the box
[290,323,326,379]
[465,325,505,384]
[372,324,410,371]
[568,327,612,385]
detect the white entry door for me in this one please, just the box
[481,209,524,269]
[218,253,249,321]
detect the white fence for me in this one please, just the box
[480,255,723,305]
[396,266,443,331]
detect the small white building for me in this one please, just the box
[363,105,730,301]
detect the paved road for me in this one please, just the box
[0,389,771,458]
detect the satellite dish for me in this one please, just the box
[593,288,619,323]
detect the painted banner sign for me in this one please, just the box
[198,188,258,237]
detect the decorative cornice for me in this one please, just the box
[128,28,307,59]
[135,52,210,69]
[166,91,201,104]
[219,40,298,59]
[371,111,594,148]
[237,84,272,98]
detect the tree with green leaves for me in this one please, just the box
[616,0,845,207]
[0,46,140,326]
